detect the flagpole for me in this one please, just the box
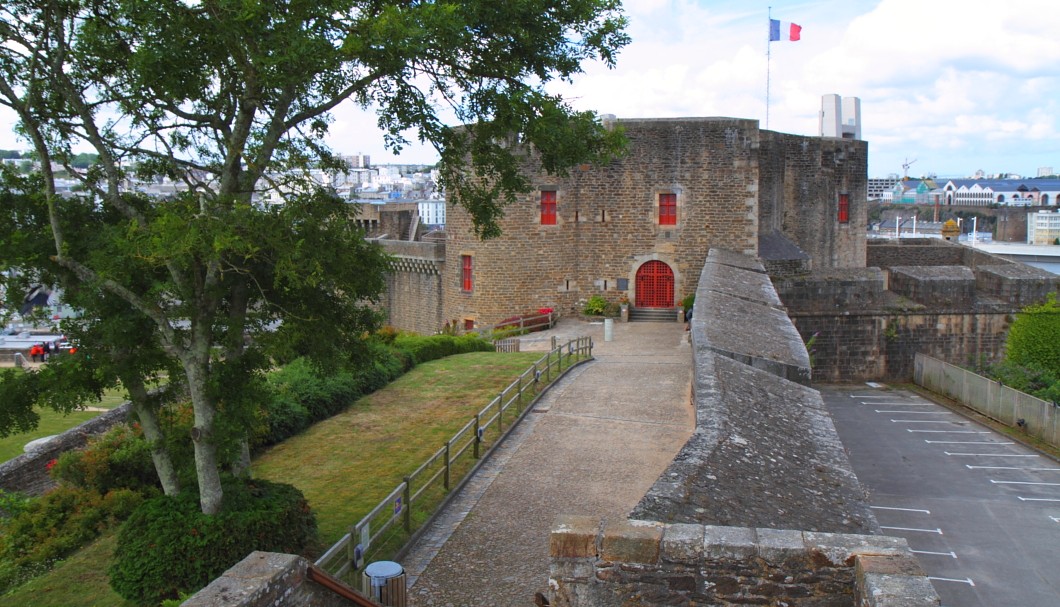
[766,6,772,129]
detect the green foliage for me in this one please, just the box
[0,486,144,593]
[681,293,696,313]
[583,295,608,316]
[0,489,31,518]
[1006,294,1060,371]
[392,333,495,366]
[108,479,316,605]
[50,425,161,495]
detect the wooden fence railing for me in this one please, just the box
[473,310,556,341]
[314,336,593,580]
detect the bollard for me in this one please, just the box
[603,318,613,342]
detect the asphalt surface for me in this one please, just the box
[820,384,1060,607]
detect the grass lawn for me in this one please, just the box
[0,530,133,606]
[0,387,131,463]
[254,351,545,546]
[1,350,572,606]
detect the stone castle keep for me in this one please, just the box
[381,115,1058,380]
[382,117,868,333]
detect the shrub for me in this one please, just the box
[109,479,316,605]
[392,333,494,366]
[50,424,161,495]
[583,295,607,316]
[1005,293,1060,372]
[0,486,144,593]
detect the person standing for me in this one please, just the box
[42,341,52,361]
[29,343,42,362]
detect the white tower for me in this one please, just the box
[819,94,861,140]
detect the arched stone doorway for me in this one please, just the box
[635,261,674,308]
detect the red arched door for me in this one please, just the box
[635,261,674,308]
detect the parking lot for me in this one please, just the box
[820,385,1060,607]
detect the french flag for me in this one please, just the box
[769,19,802,42]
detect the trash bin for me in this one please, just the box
[361,561,406,607]
[603,318,614,342]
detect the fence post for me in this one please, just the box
[473,413,481,459]
[516,374,523,412]
[498,394,504,434]
[402,478,412,533]
[444,441,451,491]
[545,350,551,383]
[551,335,557,350]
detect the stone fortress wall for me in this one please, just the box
[547,250,940,606]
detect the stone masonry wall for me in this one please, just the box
[181,552,357,607]
[788,312,1011,382]
[548,517,939,607]
[443,118,763,327]
[759,132,868,270]
[378,240,445,334]
[0,404,130,496]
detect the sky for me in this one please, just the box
[2,0,1058,179]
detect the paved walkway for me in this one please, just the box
[402,318,694,606]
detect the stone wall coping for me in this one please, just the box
[553,519,914,568]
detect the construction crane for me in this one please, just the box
[902,158,917,179]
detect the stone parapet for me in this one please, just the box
[548,519,940,607]
[0,404,130,496]
[181,552,358,607]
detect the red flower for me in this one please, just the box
[45,458,57,471]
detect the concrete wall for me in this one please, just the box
[0,404,130,496]
[549,517,939,607]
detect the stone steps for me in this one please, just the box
[629,307,680,323]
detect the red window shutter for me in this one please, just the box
[461,255,473,292]
[659,193,677,225]
[838,194,850,223]
[541,191,557,225]
[464,318,475,331]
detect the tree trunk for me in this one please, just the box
[125,379,181,496]
[185,355,224,515]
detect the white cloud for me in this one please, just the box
[3,0,1059,177]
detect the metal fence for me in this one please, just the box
[914,353,1059,448]
[314,336,593,580]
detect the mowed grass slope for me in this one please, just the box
[254,351,543,544]
[1,350,554,606]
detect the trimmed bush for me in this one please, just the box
[50,424,161,494]
[392,333,494,366]
[108,478,315,605]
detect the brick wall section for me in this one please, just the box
[888,266,977,308]
[773,268,886,312]
[548,517,940,607]
[0,404,130,496]
[976,264,1060,304]
[866,239,1005,270]
[441,118,867,327]
[787,312,1011,382]
[378,240,445,334]
[181,552,358,607]
[758,133,868,270]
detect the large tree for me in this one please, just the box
[0,0,628,514]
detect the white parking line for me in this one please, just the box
[945,452,1039,457]
[863,402,931,405]
[991,480,1060,486]
[911,549,957,559]
[877,410,950,414]
[966,465,1060,471]
[1017,497,1060,502]
[1051,516,1060,523]
[870,506,931,514]
[909,430,990,434]
[894,420,962,423]
[928,577,975,586]
[925,440,1014,445]
[880,526,943,534]
[852,393,888,397]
